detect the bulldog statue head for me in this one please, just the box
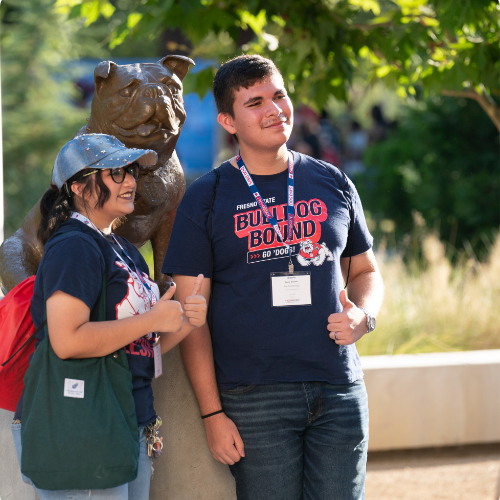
[87,55,194,169]
[0,56,195,296]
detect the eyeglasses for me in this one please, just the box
[81,164,141,184]
[109,164,140,183]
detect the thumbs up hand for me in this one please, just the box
[184,274,208,328]
[161,280,177,301]
[327,289,368,345]
[149,281,184,333]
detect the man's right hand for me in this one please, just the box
[184,274,207,328]
[203,412,245,465]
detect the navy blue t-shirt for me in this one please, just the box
[162,152,373,388]
[15,218,158,426]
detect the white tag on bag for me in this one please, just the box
[64,378,85,398]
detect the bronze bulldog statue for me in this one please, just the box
[0,55,194,294]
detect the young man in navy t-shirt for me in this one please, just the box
[162,55,384,500]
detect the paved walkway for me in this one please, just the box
[366,444,500,500]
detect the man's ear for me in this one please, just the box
[94,61,118,95]
[217,113,237,135]
[158,55,195,81]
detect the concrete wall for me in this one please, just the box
[361,349,500,451]
[1,348,499,499]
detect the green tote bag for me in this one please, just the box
[20,236,140,491]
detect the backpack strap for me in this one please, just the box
[1,320,47,367]
[2,229,107,367]
[208,167,221,331]
[317,160,355,288]
[42,229,107,321]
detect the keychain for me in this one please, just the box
[145,417,163,458]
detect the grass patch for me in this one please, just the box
[357,233,500,356]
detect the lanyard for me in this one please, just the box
[70,212,157,307]
[236,151,295,270]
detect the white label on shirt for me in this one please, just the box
[64,378,85,398]
[153,342,163,379]
[271,273,312,307]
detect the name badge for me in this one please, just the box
[153,339,163,379]
[270,272,312,307]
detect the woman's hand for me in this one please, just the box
[46,279,186,360]
[184,274,207,328]
[149,282,184,333]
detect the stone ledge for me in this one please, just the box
[361,349,500,451]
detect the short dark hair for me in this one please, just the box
[213,55,281,117]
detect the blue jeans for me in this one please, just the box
[220,380,369,500]
[11,422,152,500]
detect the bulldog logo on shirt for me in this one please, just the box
[296,239,333,267]
[115,260,160,355]
[115,260,159,319]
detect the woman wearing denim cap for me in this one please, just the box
[11,134,207,499]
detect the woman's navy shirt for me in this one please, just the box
[15,218,158,426]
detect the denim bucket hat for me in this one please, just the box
[52,134,158,189]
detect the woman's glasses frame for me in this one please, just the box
[81,164,140,184]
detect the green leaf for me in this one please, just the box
[271,15,286,27]
[54,0,82,10]
[359,46,370,58]
[80,1,100,26]
[100,2,115,19]
[367,10,398,25]
[349,0,381,16]
[239,10,267,36]
[394,0,427,9]
[54,0,82,15]
[449,41,475,51]
[67,4,84,20]
[110,26,130,48]
[420,16,439,27]
[376,65,392,77]
[127,12,143,29]
[397,86,408,98]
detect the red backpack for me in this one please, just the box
[0,276,46,412]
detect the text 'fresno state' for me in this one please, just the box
[234,199,327,251]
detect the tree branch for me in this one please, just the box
[351,21,394,30]
[328,12,394,31]
[442,87,500,133]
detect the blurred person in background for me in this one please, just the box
[343,120,369,177]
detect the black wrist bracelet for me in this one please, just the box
[201,409,224,420]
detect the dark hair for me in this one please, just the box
[213,55,281,118]
[38,170,111,245]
